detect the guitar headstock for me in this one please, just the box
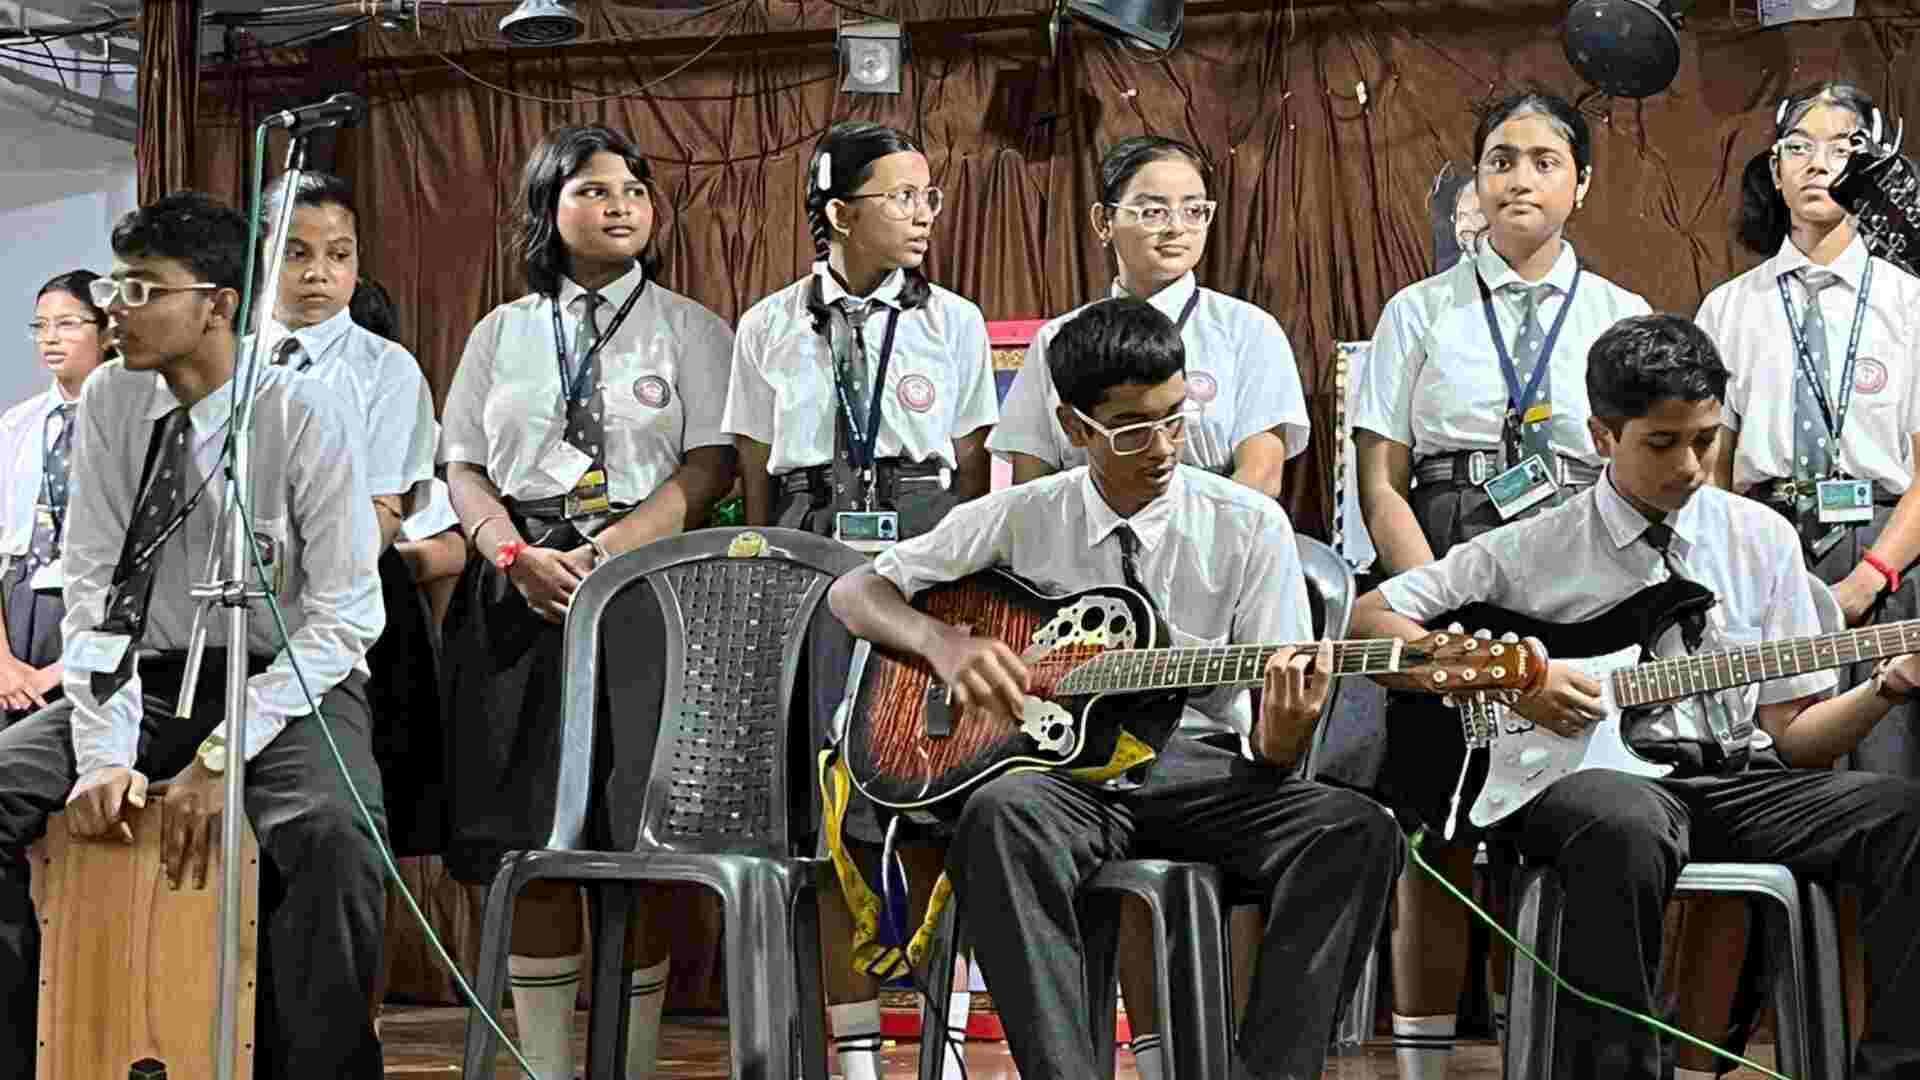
[1372,625,1547,697]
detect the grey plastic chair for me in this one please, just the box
[460,527,864,1080]
[1505,861,1844,1079]
[916,535,1361,1079]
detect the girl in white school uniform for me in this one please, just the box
[0,270,112,722]
[722,120,997,1080]
[438,124,737,1080]
[1702,80,1920,777]
[989,135,1308,495]
[1345,89,1651,1080]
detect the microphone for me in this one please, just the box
[263,92,367,134]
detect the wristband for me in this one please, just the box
[1863,551,1900,593]
[494,540,529,572]
[470,512,508,547]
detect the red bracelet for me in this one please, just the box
[1863,551,1901,593]
[493,540,529,572]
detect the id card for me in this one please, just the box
[1482,455,1558,520]
[1817,478,1874,524]
[565,469,611,519]
[835,510,899,553]
[65,630,131,674]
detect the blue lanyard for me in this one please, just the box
[1776,259,1873,460]
[832,307,902,473]
[1476,264,1582,422]
[549,281,645,404]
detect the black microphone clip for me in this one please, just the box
[263,92,367,134]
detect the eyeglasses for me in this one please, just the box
[842,186,944,221]
[25,317,99,342]
[89,278,219,309]
[1072,404,1198,455]
[1105,201,1217,231]
[1774,133,1867,168]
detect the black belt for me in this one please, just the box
[1412,449,1600,489]
[502,494,633,541]
[776,458,947,508]
[1746,478,1903,509]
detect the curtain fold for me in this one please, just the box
[135,0,203,204]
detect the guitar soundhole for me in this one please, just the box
[1081,609,1103,632]
[1108,615,1126,633]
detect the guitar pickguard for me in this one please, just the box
[1022,594,1139,663]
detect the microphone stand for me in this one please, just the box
[178,128,311,1080]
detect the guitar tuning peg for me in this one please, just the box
[1442,694,1455,707]
[1500,631,1520,643]
[1447,622,1465,634]
[1474,628,1492,640]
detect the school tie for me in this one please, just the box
[1505,282,1557,469]
[1641,522,1678,571]
[1115,523,1151,600]
[91,406,192,701]
[565,290,607,465]
[837,298,874,421]
[23,403,77,577]
[271,336,303,369]
[1791,268,1843,483]
[1641,521,1750,757]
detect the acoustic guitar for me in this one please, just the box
[839,568,1544,811]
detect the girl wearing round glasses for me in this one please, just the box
[438,124,737,1080]
[725,120,996,544]
[989,135,1308,495]
[1345,89,1650,1077]
[0,269,111,723]
[723,119,997,1080]
[1699,81,1920,778]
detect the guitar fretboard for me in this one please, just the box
[1611,618,1920,708]
[1056,640,1403,696]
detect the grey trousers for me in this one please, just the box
[0,653,388,1080]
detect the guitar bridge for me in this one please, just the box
[923,684,954,739]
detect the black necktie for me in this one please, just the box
[565,291,608,468]
[24,402,77,577]
[91,407,193,701]
[271,336,304,369]
[1115,524,1150,599]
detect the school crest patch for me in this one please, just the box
[1187,371,1219,404]
[634,375,672,408]
[1854,357,1889,396]
[897,374,937,413]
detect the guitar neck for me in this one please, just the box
[1612,617,1920,708]
[1055,639,1404,696]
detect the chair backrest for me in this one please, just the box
[548,527,868,859]
[1295,534,1357,777]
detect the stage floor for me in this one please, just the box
[381,1006,1782,1077]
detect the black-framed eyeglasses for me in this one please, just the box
[1072,404,1199,455]
[841,186,944,221]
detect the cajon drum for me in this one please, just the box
[28,801,259,1080]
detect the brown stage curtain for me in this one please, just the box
[135,0,203,204]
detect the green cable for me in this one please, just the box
[1406,827,1791,1080]
[226,144,541,1078]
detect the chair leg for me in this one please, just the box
[585,883,635,1080]
[1504,867,1562,1080]
[463,857,526,1079]
[790,878,830,1080]
[716,866,807,1080]
[1803,881,1850,1080]
[918,901,962,1080]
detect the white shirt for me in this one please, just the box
[0,380,79,562]
[61,360,384,778]
[1697,234,1920,494]
[440,266,733,507]
[1354,243,1652,463]
[402,477,460,543]
[722,263,999,474]
[1379,471,1836,750]
[873,465,1313,742]
[986,273,1309,472]
[253,307,437,503]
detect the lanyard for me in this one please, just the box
[832,306,902,475]
[1477,264,1582,423]
[548,280,646,404]
[1171,288,1199,332]
[1776,259,1873,459]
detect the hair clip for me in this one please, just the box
[1871,107,1884,147]
[1776,97,1790,131]
[816,152,833,193]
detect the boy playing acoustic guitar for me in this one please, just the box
[1352,313,1920,1080]
[829,296,1403,1080]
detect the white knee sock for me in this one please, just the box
[1391,1012,1456,1080]
[829,998,884,1080]
[940,990,971,1080]
[624,958,670,1078]
[1130,1032,1166,1080]
[508,952,582,1080]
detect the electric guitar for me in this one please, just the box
[839,568,1545,811]
[1405,578,1920,831]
